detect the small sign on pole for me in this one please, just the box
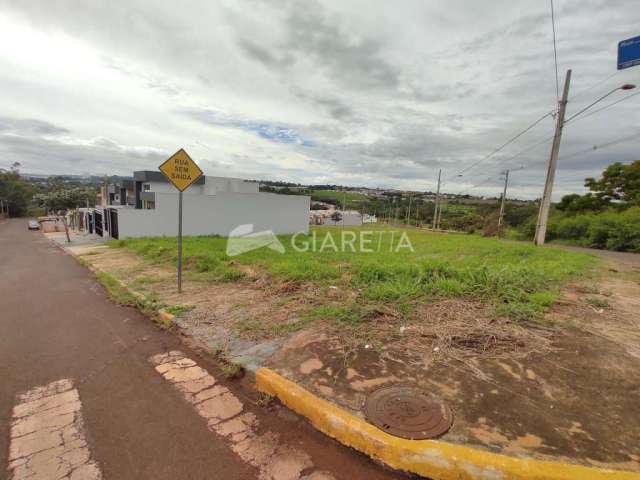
[159,148,203,293]
[618,35,640,70]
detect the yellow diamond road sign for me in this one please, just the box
[159,149,203,192]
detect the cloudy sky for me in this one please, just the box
[0,0,638,199]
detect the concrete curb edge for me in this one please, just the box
[56,240,176,324]
[255,367,637,480]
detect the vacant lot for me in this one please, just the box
[111,226,594,325]
[69,227,640,468]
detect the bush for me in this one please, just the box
[543,207,640,252]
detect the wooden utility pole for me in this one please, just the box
[432,169,441,230]
[498,169,510,232]
[535,69,571,246]
[406,195,412,225]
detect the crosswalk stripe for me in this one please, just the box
[7,379,102,480]
[150,351,336,480]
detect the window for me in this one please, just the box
[143,183,151,191]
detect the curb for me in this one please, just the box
[57,240,176,325]
[256,368,638,480]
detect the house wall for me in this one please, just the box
[117,192,309,238]
[320,212,363,227]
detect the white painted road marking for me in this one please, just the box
[150,351,337,480]
[8,379,102,480]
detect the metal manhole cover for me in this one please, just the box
[363,385,453,440]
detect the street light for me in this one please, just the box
[565,83,636,123]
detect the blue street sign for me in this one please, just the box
[618,35,640,70]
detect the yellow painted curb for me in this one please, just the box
[157,309,176,326]
[256,368,638,480]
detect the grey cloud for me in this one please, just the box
[234,0,400,91]
[0,131,164,175]
[237,39,294,69]
[0,117,69,136]
[1,0,639,199]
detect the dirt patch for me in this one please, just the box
[266,268,640,471]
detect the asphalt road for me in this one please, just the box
[0,218,403,480]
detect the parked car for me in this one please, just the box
[28,220,40,230]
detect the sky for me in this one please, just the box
[0,0,639,200]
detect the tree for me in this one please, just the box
[585,160,640,206]
[0,163,36,217]
[32,185,97,212]
[556,192,605,213]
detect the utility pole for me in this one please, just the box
[498,169,510,233]
[436,200,444,230]
[406,195,412,225]
[432,169,441,230]
[342,191,346,229]
[535,69,571,246]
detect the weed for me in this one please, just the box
[271,316,314,335]
[209,343,225,357]
[95,271,166,323]
[257,392,274,408]
[96,271,138,306]
[164,304,195,316]
[222,362,245,379]
[307,303,374,327]
[585,297,610,309]
[235,319,262,334]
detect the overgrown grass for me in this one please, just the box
[110,227,596,322]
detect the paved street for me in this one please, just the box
[0,219,402,480]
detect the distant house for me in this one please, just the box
[96,179,135,207]
[309,206,372,227]
[81,171,309,239]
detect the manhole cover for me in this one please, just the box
[363,385,453,440]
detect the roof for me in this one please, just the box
[133,170,205,185]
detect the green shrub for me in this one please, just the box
[526,207,640,252]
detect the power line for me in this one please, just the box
[559,131,640,160]
[565,90,640,125]
[493,134,554,169]
[456,175,498,195]
[570,72,618,102]
[460,130,640,197]
[444,110,555,184]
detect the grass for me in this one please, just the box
[110,226,596,322]
[164,304,195,316]
[311,189,368,208]
[95,271,168,324]
[222,362,245,379]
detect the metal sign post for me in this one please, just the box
[177,191,183,292]
[158,148,203,293]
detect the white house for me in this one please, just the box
[87,171,310,239]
